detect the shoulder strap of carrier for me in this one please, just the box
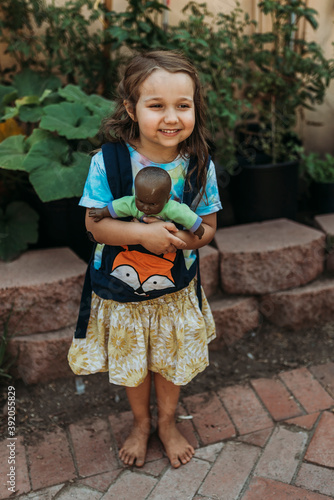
[74,143,133,339]
[102,142,133,198]
[184,155,211,310]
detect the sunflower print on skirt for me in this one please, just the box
[68,279,216,387]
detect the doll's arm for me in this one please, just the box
[175,213,216,249]
[163,200,204,239]
[89,196,138,222]
[108,196,140,219]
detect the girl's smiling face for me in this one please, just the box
[126,69,196,162]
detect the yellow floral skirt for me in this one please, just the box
[68,279,216,387]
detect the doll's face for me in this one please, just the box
[135,176,171,215]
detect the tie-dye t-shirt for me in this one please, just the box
[79,144,222,268]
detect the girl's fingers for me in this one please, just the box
[143,219,178,233]
[142,216,162,224]
[168,234,186,249]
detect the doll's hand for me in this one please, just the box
[193,224,205,240]
[89,206,110,222]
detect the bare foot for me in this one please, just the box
[159,422,195,468]
[119,421,150,467]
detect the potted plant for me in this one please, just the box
[300,151,334,214]
[224,0,334,223]
[0,69,114,262]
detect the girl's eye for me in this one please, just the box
[149,104,162,108]
[179,104,190,108]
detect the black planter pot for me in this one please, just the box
[312,182,334,214]
[229,159,299,224]
[37,198,93,261]
[22,190,93,262]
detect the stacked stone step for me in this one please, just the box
[1,216,334,385]
[0,248,86,384]
[208,217,334,339]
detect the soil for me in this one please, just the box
[1,319,334,446]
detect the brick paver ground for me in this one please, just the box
[1,362,334,500]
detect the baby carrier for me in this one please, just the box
[74,142,210,339]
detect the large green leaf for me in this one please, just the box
[0,202,39,262]
[59,84,114,119]
[84,94,114,120]
[0,85,17,116]
[12,69,61,99]
[23,136,90,201]
[0,135,27,170]
[58,84,87,102]
[26,129,52,148]
[40,101,100,139]
[1,107,19,121]
[18,105,43,123]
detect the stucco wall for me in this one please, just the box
[1,0,334,152]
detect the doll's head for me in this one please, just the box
[134,167,171,216]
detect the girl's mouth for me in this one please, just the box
[159,129,180,136]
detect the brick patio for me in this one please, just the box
[1,362,334,500]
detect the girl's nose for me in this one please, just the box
[164,108,178,123]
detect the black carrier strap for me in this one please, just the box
[103,142,133,198]
[74,251,95,338]
[74,142,210,338]
[183,156,203,310]
[74,143,131,339]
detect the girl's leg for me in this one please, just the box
[119,372,152,467]
[154,373,195,468]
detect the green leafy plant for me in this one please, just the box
[301,152,334,184]
[0,69,114,261]
[236,0,334,165]
[0,71,114,202]
[0,0,170,95]
[104,0,170,52]
[169,2,253,171]
[0,0,109,94]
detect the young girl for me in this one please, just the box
[68,50,222,469]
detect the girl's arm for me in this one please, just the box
[143,213,217,250]
[85,209,187,254]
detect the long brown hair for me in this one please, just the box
[100,50,211,199]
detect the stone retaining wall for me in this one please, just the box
[2,216,334,384]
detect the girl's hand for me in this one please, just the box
[140,220,186,255]
[142,216,164,224]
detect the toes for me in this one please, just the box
[119,450,134,466]
[135,456,145,467]
[169,452,182,468]
[180,453,192,465]
[119,448,145,467]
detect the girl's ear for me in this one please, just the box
[124,100,136,122]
